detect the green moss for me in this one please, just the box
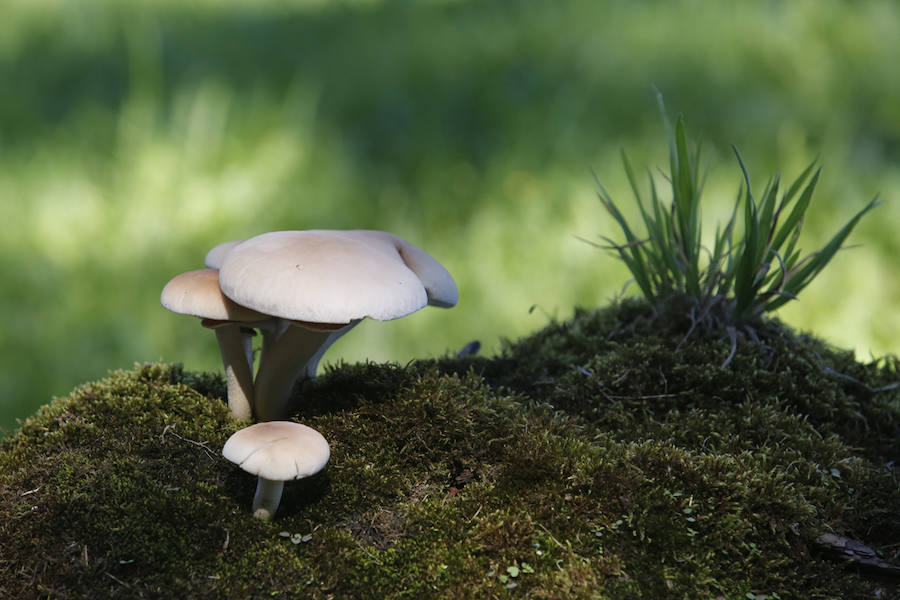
[1,298,898,599]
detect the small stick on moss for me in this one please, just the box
[810,351,900,393]
[160,424,217,461]
[721,326,738,369]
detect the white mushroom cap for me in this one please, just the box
[218,230,458,324]
[204,240,244,269]
[161,268,268,323]
[335,230,459,308]
[222,421,330,481]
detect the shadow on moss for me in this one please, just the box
[1,298,898,598]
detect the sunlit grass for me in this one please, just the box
[1,0,899,432]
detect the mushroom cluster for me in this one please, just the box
[161,229,458,518]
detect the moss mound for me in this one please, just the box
[1,299,898,599]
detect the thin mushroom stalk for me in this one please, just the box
[208,315,288,420]
[252,477,284,520]
[253,324,338,421]
[256,318,359,382]
[257,318,292,373]
[302,320,360,378]
[206,323,255,421]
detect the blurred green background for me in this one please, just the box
[2,0,898,434]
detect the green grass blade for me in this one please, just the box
[758,174,781,246]
[619,152,675,294]
[623,153,667,272]
[770,168,820,252]
[594,175,657,298]
[732,147,763,317]
[672,116,703,298]
[621,151,644,209]
[707,187,741,297]
[782,157,819,205]
[765,196,880,311]
[648,172,682,290]
[673,117,697,248]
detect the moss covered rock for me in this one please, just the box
[1,299,898,599]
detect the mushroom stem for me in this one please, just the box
[303,320,360,378]
[251,476,284,520]
[258,318,291,374]
[213,325,255,421]
[253,325,334,421]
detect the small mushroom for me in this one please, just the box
[160,268,269,421]
[218,229,458,421]
[222,421,330,520]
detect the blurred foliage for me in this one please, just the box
[1,0,899,433]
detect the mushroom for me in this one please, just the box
[218,229,458,421]
[222,421,330,520]
[160,268,269,421]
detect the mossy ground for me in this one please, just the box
[1,298,898,599]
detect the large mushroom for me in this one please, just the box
[160,268,269,421]
[222,420,330,520]
[218,229,458,421]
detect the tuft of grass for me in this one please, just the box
[593,99,880,324]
